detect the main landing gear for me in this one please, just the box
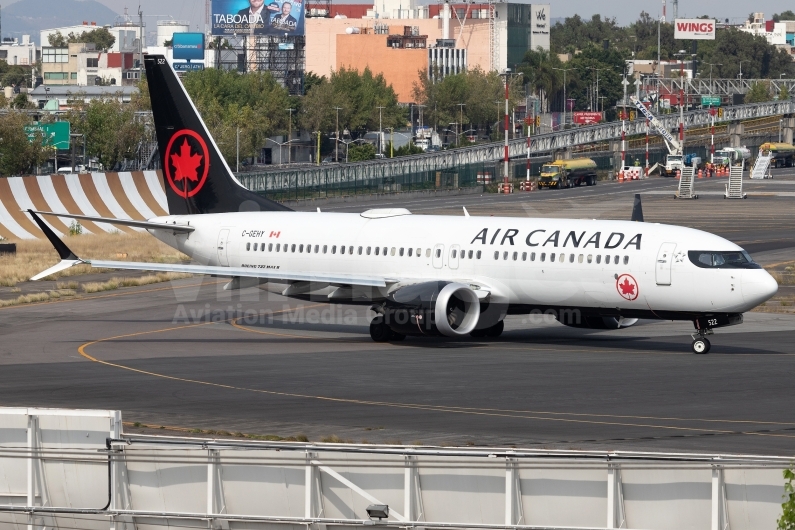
[369,316,405,343]
[691,329,713,354]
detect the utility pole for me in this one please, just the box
[552,67,573,130]
[333,106,342,162]
[286,108,294,164]
[621,71,629,169]
[376,106,385,156]
[236,126,240,172]
[500,69,511,191]
[138,6,143,72]
[457,103,466,145]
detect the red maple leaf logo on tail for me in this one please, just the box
[170,138,203,182]
[619,278,635,296]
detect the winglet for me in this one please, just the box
[463,206,470,218]
[631,194,644,222]
[28,210,85,281]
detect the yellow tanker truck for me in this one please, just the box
[539,158,598,189]
[759,142,795,168]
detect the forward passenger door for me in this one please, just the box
[656,242,677,286]
[217,229,230,266]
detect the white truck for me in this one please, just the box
[415,127,441,151]
[714,147,751,167]
[630,96,685,177]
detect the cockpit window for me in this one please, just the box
[688,251,761,269]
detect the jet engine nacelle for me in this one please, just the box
[381,281,481,337]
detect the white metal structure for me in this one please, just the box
[750,152,773,180]
[630,96,684,178]
[0,407,791,530]
[724,164,747,199]
[676,166,696,199]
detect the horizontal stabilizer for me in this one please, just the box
[29,210,195,233]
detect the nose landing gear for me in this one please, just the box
[691,329,713,354]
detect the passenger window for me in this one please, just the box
[391,247,396,256]
[530,252,535,261]
[623,256,628,265]
[322,245,327,254]
[268,243,273,252]
[261,244,265,252]
[587,255,592,263]
[332,246,337,254]
[358,246,363,255]
[578,254,583,263]
[375,247,380,256]
[306,245,311,254]
[426,249,431,258]
[348,246,353,255]
[340,246,346,255]
[246,242,250,251]
[503,251,508,260]
[253,243,258,251]
[400,248,405,257]
[596,255,601,264]
[512,252,518,261]
[550,253,555,262]
[541,253,546,262]
[416,248,421,257]
[367,246,371,255]
[494,251,499,260]
[460,250,465,259]
[283,245,288,252]
[436,249,441,258]
[476,250,481,259]
[522,252,527,261]
[291,244,296,252]
[383,247,388,256]
[605,255,610,264]
[276,243,281,251]
[560,254,565,263]
[468,250,473,259]
[569,254,574,263]
[614,256,619,265]
[299,244,304,253]
[451,249,456,258]
[408,248,413,257]
[314,245,319,253]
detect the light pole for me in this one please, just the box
[285,107,294,164]
[704,62,722,90]
[674,50,687,149]
[416,103,426,131]
[457,103,466,146]
[552,67,574,130]
[500,69,512,190]
[738,59,746,82]
[376,105,386,156]
[333,106,342,162]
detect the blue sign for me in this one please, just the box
[211,0,305,36]
[173,63,206,71]
[172,32,205,61]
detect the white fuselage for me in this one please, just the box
[148,211,777,315]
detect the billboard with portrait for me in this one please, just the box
[212,0,305,36]
[172,33,205,61]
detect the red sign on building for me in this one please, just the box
[572,112,603,125]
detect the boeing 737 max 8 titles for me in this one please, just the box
[29,55,778,354]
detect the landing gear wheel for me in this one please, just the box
[692,337,711,354]
[369,317,392,342]
[485,320,505,338]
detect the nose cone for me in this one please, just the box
[742,270,779,306]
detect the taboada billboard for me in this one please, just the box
[212,0,305,36]
[674,18,716,40]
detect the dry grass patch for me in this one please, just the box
[0,231,188,286]
[81,272,193,293]
[0,289,77,308]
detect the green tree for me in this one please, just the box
[0,112,50,176]
[0,60,33,88]
[48,31,68,47]
[10,93,34,109]
[347,143,376,161]
[746,81,772,103]
[773,10,795,22]
[0,93,7,109]
[779,85,791,101]
[48,28,116,50]
[779,468,795,530]
[182,68,291,165]
[65,98,145,169]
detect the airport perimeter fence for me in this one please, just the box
[0,407,793,530]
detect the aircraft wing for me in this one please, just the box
[28,210,195,233]
[28,210,387,287]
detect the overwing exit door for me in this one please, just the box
[217,229,230,266]
[656,242,677,285]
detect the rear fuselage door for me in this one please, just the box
[217,229,230,266]
[656,242,677,285]
[433,244,445,269]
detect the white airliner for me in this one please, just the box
[29,55,778,354]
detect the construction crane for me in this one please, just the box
[630,95,687,177]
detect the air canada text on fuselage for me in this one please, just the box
[470,228,642,250]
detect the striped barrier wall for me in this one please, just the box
[0,171,169,240]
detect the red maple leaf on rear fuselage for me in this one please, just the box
[170,138,202,182]
[619,278,635,296]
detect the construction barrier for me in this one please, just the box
[519,180,536,191]
[0,171,168,240]
[500,182,513,194]
[476,172,493,185]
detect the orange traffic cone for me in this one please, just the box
[618,171,624,183]
[676,170,681,179]
[697,169,703,178]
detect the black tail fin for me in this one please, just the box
[631,194,644,222]
[144,55,290,215]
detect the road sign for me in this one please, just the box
[24,122,70,149]
[572,112,602,125]
[173,63,205,71]
[701,96,721,107]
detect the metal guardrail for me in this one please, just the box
[238,100,795,194]
[656,78,795,97]
[0,407,791,530]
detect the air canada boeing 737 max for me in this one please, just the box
[29,55,778,354]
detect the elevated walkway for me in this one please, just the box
[239,100,795,194]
